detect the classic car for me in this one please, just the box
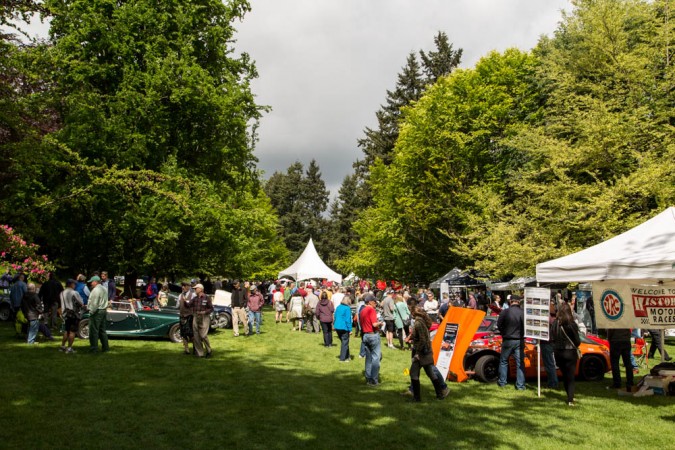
[77,300,182,342]
[464,316,611,383]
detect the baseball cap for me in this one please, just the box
[66,278,77,286]
[88,275,101,283]
[194,283,204,290]
[510,294,522,302]
[363,293,377,303]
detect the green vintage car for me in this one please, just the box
[77,299,181,343]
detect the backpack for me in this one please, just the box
[146,284,154,297]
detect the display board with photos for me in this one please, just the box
[524,287,551,341]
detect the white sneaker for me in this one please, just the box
[66,347,76,354]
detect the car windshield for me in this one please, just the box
[478,318,496,332]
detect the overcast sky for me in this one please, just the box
[235,0,572,197]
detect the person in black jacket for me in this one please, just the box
[552,302,581,405]
[21,283,43,345]
[496,295,526,390]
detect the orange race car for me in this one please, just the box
[464,317,611,383]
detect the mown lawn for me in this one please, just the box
[1,308,674,449]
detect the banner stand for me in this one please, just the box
[536,341,541,398]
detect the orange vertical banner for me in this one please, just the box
[431,307,485,383]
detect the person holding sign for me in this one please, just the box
[552,302,581,406]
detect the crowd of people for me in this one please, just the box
[4,268,671,404]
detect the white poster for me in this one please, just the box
[594,281,675,329]
[524,287,551,341]
[435,322,459,379]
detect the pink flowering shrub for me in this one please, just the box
[0,225,54,282]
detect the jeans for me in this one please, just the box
[27,319,39,344]
[321,321,333,347]
[541,341,559,387]
[337,329,350,361]
[363,333,381,384]
[499,339,525,389]
[247,311,262,334]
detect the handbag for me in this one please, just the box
[560,324,582,359]
[395,304,411,327]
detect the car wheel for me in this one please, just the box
[214,312,232,329]
[580,354,605,381]
[0,303,11,321]
[474,354,500,383]
[77,319,90,340]
[169,323,181,343]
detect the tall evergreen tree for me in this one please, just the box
[419,31,463,85]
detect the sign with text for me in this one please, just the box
[524,287,551,341]
[594,281,675,329]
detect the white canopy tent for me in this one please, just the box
[278,238,343,283]
[536,206,675,283]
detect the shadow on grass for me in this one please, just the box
[1,321,674,449]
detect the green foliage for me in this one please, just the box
[345,49,540,280]
[347,0,675,281]
[264,159,330,261]
[0,0,286,280]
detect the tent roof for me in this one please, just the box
[429,268,462,289]
[536,207,675,283]
[278,238,342,283]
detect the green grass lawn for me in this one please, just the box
[1,309,674,450]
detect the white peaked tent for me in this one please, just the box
[536,206,675,283]
[278,238,343,283]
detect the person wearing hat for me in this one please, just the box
[359,294,383,386]
[230,280,249,336]
[496,294,525,390]
[59,279,84,353]
[178,281,195,354]
[87,275,109,353]
[247,285,265,335]
[191,284,213,358]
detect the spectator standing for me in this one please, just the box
[59,279,84,353]
[273,285,285,323]
[423,292,439,323]
[157,283,169,308]
[247,286,265,335]
[100,272,116,301]
[315,291,335,347]
[283,282,295,323]
[334,295,353,361]
[230,280,249,336]
[647,329,672,361]
[405,307,449,402]
[75,274,90,305]
[496,294,525,390]
[21,283,43,344]
[467,293,478,310]
[541,301,559,388]
[10,273,27,315]
[553,302,581,405]
[304,287,320,333]
[331,287,345,312]
[178,281,195,354]
[359,295,383,386]
[39,273,63,329]
[145,277,158,308]
[393,295,411,350]
[381,290,396,349]
[87,275,109,353]
[607,328,634,392]
[192,284,213,358]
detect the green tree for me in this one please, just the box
[1,0,287,281]
[419,31,463,85]
[344,49,541,280]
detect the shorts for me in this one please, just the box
[384,320,395,332]
[64,316,80,333]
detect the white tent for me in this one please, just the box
[536,206,675,283]
[278,238,343,283]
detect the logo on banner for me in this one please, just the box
[601,290,624,321]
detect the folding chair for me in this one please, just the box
[632,337,648,370]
